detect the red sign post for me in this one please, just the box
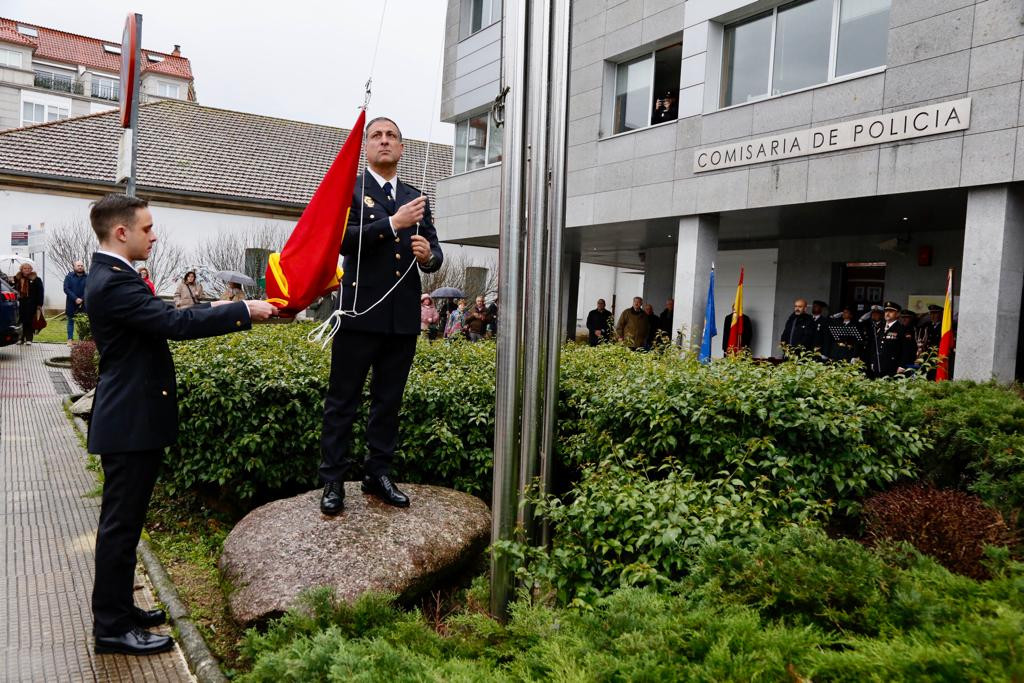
[117,13,142,196]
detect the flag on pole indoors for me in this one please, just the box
[698,266,717,363]
[265,109,366,316]
[726,266,744,354]
[936,268,955,381]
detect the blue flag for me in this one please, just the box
[698,268,717,363]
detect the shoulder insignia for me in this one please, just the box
[111,266,123,272]
[364,196,375,207]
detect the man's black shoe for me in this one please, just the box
[320,481,345,515]
[362,474,410,507]
[94,627,174,656]
[132,606,167,628]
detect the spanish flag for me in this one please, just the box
[726,267,744,354]
[265,110,366,316]
[936,268,954,381]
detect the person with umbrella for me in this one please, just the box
[215,271,254,302]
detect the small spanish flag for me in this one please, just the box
[265,110,366,316]
[936,268,954,381]
[726,267,744,354]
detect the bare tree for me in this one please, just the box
[419,252,498,302]
[139,236,187,295]
[190,222,290,296]
[47,220,97,275]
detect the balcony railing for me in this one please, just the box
[33,71,84,95]
[91,82,120,101]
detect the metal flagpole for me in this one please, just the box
[491,0,572,616]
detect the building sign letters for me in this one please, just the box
[693,98,971,173]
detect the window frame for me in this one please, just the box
[451,110,502,175]
[719,0,889,109]
[461,0,502,40]
[157,80,180,98]
[0,48,23,69]
[21,99,69,127]
[610,42,682,136]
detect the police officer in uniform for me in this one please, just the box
[85,194,276,656]
[810,299,831,359]
[869,301,917,378]
[827,305,862,363]
[318,117,444,515]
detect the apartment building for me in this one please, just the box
[435,0,1024,381]
[0,17,193,131]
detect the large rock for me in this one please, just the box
[219,483,491,626]
[70,388,94,418]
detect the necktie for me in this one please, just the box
[381,181,395,212]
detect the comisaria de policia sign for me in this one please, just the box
[693,98,971,173]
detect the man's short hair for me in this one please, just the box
[367,116,403,141]
[90,194,148,242]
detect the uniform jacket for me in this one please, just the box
[63,271,88,316]
[870,319,917,377]
[85,252,251,454]
[615,307,650,349]
[780,312,815,351]
[338,169,443,335]
[722,313,753,353]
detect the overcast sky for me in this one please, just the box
[6,0,454,144]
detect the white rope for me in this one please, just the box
[309,0,446,350]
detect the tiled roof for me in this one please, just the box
[0,100,453,207]
[0,17,193,80]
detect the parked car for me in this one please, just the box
[0,278,19,346]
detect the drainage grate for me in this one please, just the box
[49,370,71,395]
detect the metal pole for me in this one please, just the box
[516,0,552,544]
[538,0,571,548]
[126,14,142,197]
[491,0,529,620]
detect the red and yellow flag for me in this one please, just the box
[936,268,954,381]
[727,267,744,354]
[265,110,366,316]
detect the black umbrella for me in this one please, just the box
[431,287,465,299]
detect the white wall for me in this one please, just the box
[576,264,645,333]
[710,248,779,359]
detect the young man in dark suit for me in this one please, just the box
[319,117,444,515]
[85,194,276,656]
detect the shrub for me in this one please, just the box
[73,313,92,341]
[494,457,829,605]
[70,340,99,391]
[909,381,1024,527]
[862,483,1015,579]
[237,529,1024,682]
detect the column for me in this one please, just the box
[672,214,719,350]
[562,251,581,341]
[955,185,1024,382]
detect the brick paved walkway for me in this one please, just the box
[1,343,193,682]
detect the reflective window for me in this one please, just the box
[772,0,832,95]
[21,101,67,127]
[612,43,680,134]
[837,0,890,76]
[722,12,773,107]
[463,0,502,38]
[486,112,503,165]
[454,120,468,173]
[453,112,502,174]
[0,48,22,68]
[158,81,180,98]
[720,0,891,108]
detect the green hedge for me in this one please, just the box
[237,528,1024,682]
[168,325,925,510]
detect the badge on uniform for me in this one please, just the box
[364,196,375,208]
[111,266,122,271]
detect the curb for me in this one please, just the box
[138,539,229,683]
[63,398,228,683]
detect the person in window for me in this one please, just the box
[652,90,678,124]
[174,271,203,309]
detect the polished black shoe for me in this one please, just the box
[132,606,167,628]
[94,627,174,656]
[362,474,410,507]
[320,481,345,515]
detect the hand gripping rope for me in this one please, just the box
[308,0,446,349]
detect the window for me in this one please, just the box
[461,0,502,39]
[720,0,891,107]
[17,25,37,37]
[157,81,180,98]
[21,101,68,126]
[0,48,22,68]
[34,69,77,93]
[612,43,681,134]
[147,53,164,62]
[92,75,120,101]
[452,112,502,174]
[103,44,121,55]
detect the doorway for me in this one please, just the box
[836,261,886,315]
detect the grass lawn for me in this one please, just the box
[31,311,74,344]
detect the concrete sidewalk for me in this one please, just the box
[1,343,193,682]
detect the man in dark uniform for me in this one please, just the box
[319,117,444,515]
[586,298,613,345]
[827,305,863,363]
[780,298,815,356]
[868,301,917,378]
[922,304,943,379]
[811,299,831,359]
[722,305,752,354]
[85,194,275,656]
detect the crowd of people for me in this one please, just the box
[420,294,498,342]
[586,296,674,350]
